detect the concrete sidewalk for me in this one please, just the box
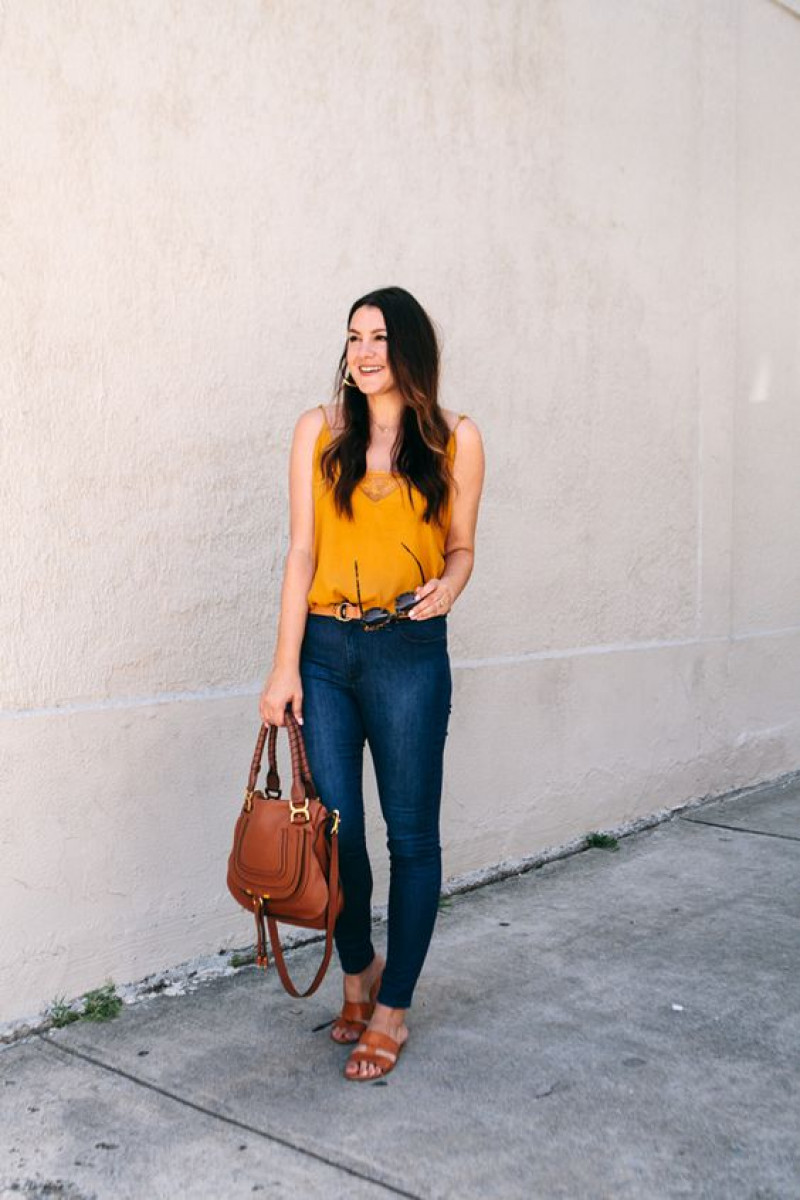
[2,778,799,1200]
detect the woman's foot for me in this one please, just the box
[344,1003,409,1080]
[330,954,385,1044]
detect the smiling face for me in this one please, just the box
[346,305,397,394]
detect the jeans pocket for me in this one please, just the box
[397,615,448,644]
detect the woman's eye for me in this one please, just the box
[347,335,359,343]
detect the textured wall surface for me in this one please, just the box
[2,0,799,1024]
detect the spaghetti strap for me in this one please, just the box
[448,413,468,443]
[313,405,333,463]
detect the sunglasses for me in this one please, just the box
[352,542,426,631]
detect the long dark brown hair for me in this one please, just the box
[319,286,455,524]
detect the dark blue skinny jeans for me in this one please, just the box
[299,612,452,1009]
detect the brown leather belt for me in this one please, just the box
[308,602,363,623]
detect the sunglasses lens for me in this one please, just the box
[394,592,419,615]
[364,607,390,629]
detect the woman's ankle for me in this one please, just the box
[370,1002,406,1030]
[343,953,383,1000]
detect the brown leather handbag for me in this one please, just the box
[227,708,343,997]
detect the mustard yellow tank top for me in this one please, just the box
[307,405,468,612]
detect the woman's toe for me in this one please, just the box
[333,1023,362,1043]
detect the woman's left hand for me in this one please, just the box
[410,578,454,620]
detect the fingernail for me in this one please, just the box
[298,717,304,725]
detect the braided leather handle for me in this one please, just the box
[284,708,317,799]
[245,725,280,796]
[245,707,317,804]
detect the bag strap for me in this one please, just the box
[261,826,341,997]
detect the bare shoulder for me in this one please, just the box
[288,408,327,475]
[293,404,341,451]
[445,411,484,497]
[296,405,326,435]
[442,407,477,431]
[443,408,482,448]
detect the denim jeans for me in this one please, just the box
[299,612,453,1009]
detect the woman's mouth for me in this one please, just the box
[359,365,384,376]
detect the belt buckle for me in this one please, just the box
[334,601,351,623]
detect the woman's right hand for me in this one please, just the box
[259,665,303,728]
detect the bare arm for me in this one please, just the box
[411,416,486,619]
[259,408,322,725]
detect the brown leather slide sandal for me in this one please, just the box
[344,1029,406,1081]
[330,973,382,1042]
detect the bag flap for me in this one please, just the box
[231,800,307,900]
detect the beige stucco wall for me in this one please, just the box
[2,0,799,1026]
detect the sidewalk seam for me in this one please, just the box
[36,1035,425,1200]
[680,817,800,842]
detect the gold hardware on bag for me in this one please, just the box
[243,788,255,812]
[331,809,341,835]
[289,797,311,823]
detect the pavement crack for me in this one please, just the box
[36,1035,424,1200]
[680,817,800,842]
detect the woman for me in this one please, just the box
[259,286,485,1081]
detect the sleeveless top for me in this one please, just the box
[307,405,468,612]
